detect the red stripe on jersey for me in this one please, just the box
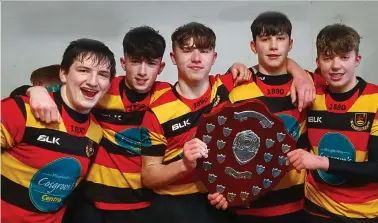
[1,200,66,223]
[307,172,378,203]
[94,201,150,211]
[94,146,142,173]
[236,199,304,217]
[309,129,370,152]
[7,146,90,174]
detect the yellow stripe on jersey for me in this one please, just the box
[154,180,207,195]
[151,88,172,104]
[25,104,67,131]
[86,120,104,143]
[312,146,368,162]
[313,95,327,111]
[152,100,191,124]
[86,164,142,189]
[1,123,14,148]
[97,94,124,110]
[2,152,37,188]
[273,169,306,191]
[305,182,378,218]
[229,82,264,103]
[163,148,182,163]
[349,94,378,113]
[371,118,378,136]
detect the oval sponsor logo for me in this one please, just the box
[277,114,300,141]
[29,157,82,212]
[317,133,355,185]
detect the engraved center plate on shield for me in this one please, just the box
[195,99,297,207]
[232,130,260,165]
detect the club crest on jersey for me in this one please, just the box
[85,140,95,158]
[350,113,370,131]
[213,95,220,107]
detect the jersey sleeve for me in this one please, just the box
[1,97,27,149]
[327,108,378,182]
[140,109,167,157]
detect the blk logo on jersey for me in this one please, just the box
[308,116,322,123]
[172,119,191,131]
[37,135,60,145]
[350,113,370,131]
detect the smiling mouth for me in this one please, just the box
[135,78,148,85]
[81,88,98,98]
[329,73,344,80]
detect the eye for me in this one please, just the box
[200,49,210,53]
[79,69,89,73]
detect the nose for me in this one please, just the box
[331,57,341,70]
[269,39,278,51]
[87,72,99,87]
[138,62,147,77]
[191,49,201,63]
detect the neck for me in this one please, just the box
[258,61,287,75]
[329,77,358,93]
[61,85,90,114]
[176,72,209,99]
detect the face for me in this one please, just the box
[250,33,293,74]
[60,56,111,113]
[120,56,165,93]
[170,38,217,82]
[316,51,361,93]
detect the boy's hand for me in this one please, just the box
[287,149,329,171]
[27,86,60,123]
[208,192,228,210]
[229,62,252,87]
[291,73,316,112]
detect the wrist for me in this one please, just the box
[26,86,47,97]
[319,156,330,171]
[179,159,192,174]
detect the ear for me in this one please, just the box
[170,52,177,65]
[158,61,166,75]
[355,54,362,67]
[212,51,218,65]
[250,40,257,54]
[316,57,320,68]
[288,39,293,52]
[59,68,68,83]
[120,56,127,71]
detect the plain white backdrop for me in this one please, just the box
[2,1,378,97]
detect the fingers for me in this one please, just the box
[297,88,305,112]
[184,138,208,160]
[208,193,219,201]
[216,197,228,210]
[290,83,297,104]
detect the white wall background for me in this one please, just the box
[2,1,378,97]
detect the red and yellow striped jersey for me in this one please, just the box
[83,76,172,210]
[1,92,102,223]
[305,77,378,220]
[229,71,309,217]
[141,74,235,195]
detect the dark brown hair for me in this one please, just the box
[316,23,361,56]
[30,64,61,86]
[171,22,216,50]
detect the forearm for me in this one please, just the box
[326,158,378,182]
[287,58,306,78]
[142,158,190,188]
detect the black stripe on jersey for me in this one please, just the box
[12,96,27,119]
[162,154,182,165]
[307,111,375,132]
[247,184,304,208]
[297,131,311,149]
[1,175,42,213]
[101,138,140,157]
[92,108,145,126]
[161,105,210,139]
[22,127,98,158]
[141,144,166,156]
[83,181,155,204]
[304,199,378,223]
[235,96,296,114]
[161,84,230,139]
[309,170,370,187]
[368,135,378,152]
